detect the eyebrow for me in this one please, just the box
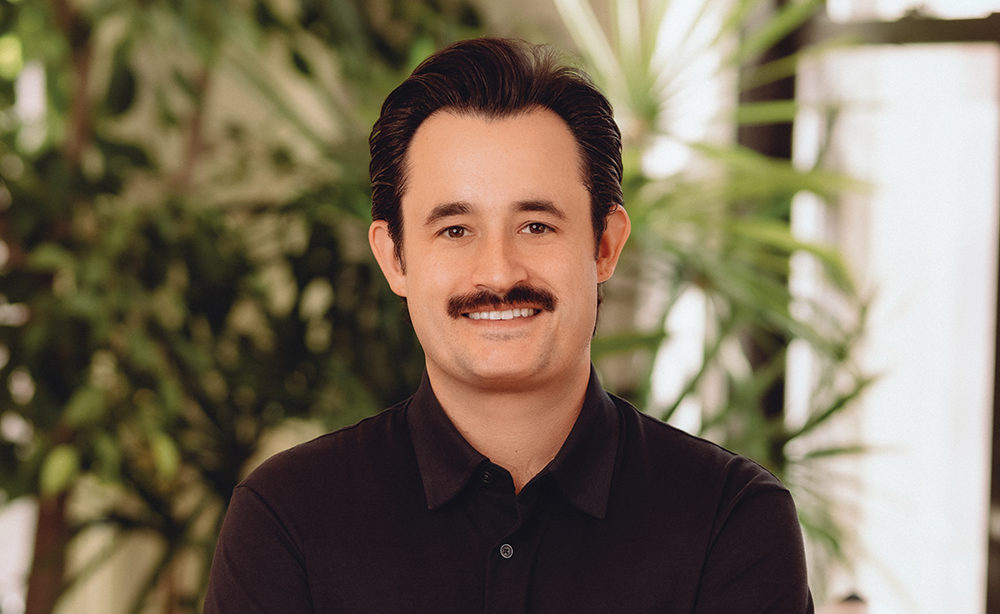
[423,199,566,227]
[424,202,472,226]
[516,199,566,219]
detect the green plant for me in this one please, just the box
[0,1,481,612]
[553,0,871,596]
[0,0,871,609]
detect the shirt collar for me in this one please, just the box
[407,372,487,509]
[407,366,621,520]
[543,367,620,519]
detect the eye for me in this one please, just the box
[521,222,551,235]
[443,226,467,239]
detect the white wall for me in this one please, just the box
[0,498,34,614]
[796,43,999,614]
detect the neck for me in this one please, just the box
[428,364,591,492]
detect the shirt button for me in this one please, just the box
[480,471,493,484]
[499,543,514,559]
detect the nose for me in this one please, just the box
[471,231,527,292]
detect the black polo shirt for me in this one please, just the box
[205,368,813,613]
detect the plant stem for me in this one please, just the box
[24,492,70,614]
[172,67,212,191]
[52,0,92,168]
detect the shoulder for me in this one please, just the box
[600,397,812,610]
[239,399,414,499]
[606,395,802,561]
[611,395,786,499]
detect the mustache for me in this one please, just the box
[447,285,557,319]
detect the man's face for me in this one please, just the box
[370,109,629,393]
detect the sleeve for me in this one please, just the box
[203,484,313,614]
[692,476,815,613]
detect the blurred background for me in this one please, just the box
[0,0,997,612]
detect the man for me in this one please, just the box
[205,37,813,613]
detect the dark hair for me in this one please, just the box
[369,37,623,265]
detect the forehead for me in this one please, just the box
[400,109,587,220]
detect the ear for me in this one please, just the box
[596,205,631,283]
[369,220,407,297]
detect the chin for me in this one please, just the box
[469,358,562,389]
[469,363,538,382]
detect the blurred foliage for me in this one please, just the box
[557,0,871,597]
[0,0,481,612]
[0,0,872,610]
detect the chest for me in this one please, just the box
[297,476,710,614]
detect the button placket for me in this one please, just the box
[482,467,541,614]
[484,536,523,614]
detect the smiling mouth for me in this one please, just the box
[447,285,557,320]
[465,308,540,321]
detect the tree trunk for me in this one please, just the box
[24,492,70,614]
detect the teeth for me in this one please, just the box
[467,308,537,320]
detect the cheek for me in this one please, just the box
[558,253,600,290]
[403,247,455,289]
[405,262,464,318]
[548,262,600,320]
[422,263,462,296]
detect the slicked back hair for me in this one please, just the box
[369,37,624,267]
